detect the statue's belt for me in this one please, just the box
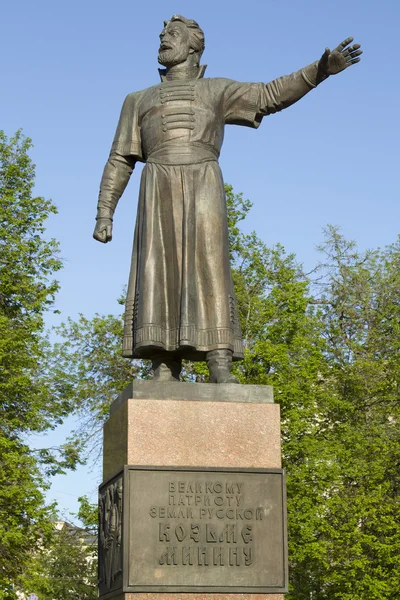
[146,142,219,166]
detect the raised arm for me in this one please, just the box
[260,37,362,115]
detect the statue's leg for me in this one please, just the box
[152,353,182,382]
[206,349,239,384]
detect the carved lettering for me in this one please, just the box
[159,523,170,542]
[198,546,209,566]
[213,546,224,566]
[190,524,200,542]
[206,524,217,542]
[182,546,194,565]
[151,475,277,575]
[219,524,237,543]
[229,547,239,566]
[158,545,255,567]
[159,546,177,565]
[175,524,186,542]
[243,547,253,566]
[241,525,253,544]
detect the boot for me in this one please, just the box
[152,353,181,382]
[206,349,239,384]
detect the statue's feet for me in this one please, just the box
[152,354,181,382]
[214,372,240,384]
[206,349,239,384]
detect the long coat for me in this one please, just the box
[97,64,319,360]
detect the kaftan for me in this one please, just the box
[97,66,318,359]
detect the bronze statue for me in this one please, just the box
[94,15,362,383]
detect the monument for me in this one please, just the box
[94,15,361,599]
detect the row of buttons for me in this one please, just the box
[160,83,196,104]
[161,108,196,132]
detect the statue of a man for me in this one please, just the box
[93,15,361,383]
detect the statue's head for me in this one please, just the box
[158,15,205,68]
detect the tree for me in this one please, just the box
[295,227,400,600]
[0,130,79,595]
[48,308,151,462]
[20,520,97,600]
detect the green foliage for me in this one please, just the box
[0,131,70,435]
[0,131,77,594]
[0,436,55,596]
[49,312,151,460]
[295,226,400,600]
[20,522,97,600]
[77,495,98,530]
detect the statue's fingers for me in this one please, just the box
[347,49,363,60]
[106,224,113,241]
[348,57,361,66]
[335,36,354,52]
[94,232,104,243]
[320,47,330,63]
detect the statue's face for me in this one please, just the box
[158,21,191,67]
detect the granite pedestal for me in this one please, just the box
[100,381,286,600]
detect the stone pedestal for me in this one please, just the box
[100,381,286,600]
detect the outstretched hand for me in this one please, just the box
[319,37,362,76]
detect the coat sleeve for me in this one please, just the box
[96,93,144,219]
[223,61,322,129]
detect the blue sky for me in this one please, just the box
[2,0,399,517]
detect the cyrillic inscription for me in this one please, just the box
[126,467,287,592]
[149,479,263,568]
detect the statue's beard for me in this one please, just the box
[158,48,187,67]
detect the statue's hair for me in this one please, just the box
[164,15,205,60]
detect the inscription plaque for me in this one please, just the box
[99,466,288,597]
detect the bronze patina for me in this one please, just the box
[99,466,287,596]
[94,15,362,383]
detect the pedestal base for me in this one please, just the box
[101,382,286,599]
